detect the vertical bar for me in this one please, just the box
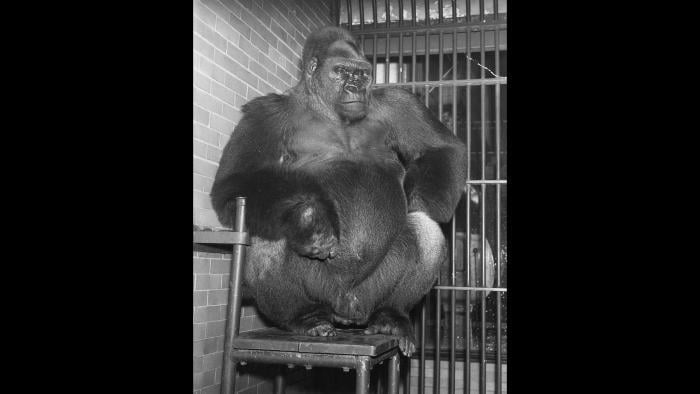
[221,197,247,394]
[347,0,353,27]
[479,26,487,394]
[373,33,378,83]
[494,26,502,394]
[424,32,430,104]
[463,27,472,394]
[385,33,390,84]
[494,0,499,20]
[434,292,440,394]
[398,0,404,25]
[412,0,416,27]
[449,29,457,394]
[273,371,285,394]
[359,0,365,29]
[419,301,426,394]
[437,30,447,394]
[373,0,378,29]
[386,0,390,28]
[411,31,416,94]
[452,0,457,20]
[356,361,370,394]
[452,29,457,133]
[388,354,400,394]
[428,29,437,394]
[465,29,471,81]
[438,30,443,113]
[438,0,443,23]
[424,0,430,26]
[399,32,404,84]
[495,188,502,394]
[403,354,411,394]
[479,0,485,21]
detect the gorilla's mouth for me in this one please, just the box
[341,93,365,105]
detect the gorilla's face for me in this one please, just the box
[311,40,372,122]
[328,58,372,121]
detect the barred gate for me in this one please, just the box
[335,1,507,393]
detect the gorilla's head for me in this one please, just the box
[301,27,373,122]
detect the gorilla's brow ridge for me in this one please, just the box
[327,40,364,60]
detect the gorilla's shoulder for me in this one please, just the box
[371,87,421,107]
[241,93,291,117]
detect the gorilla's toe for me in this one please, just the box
[305,322,336,337]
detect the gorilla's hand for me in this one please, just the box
[283,197,339,260]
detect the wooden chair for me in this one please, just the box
[193,197,402,394]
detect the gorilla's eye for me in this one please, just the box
[334,66,348,75]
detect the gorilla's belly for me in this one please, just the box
[310,158,407,263]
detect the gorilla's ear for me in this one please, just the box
[305,57,318,77]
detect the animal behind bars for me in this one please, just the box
[210,26,467,356]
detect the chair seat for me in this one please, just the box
[233,327,399,357]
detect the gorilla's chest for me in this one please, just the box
[287,119,398,167]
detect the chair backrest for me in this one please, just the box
[192,196,249,394]
[221,197,248,394]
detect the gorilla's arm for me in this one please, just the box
[210,95,339,249]
[374,88,468,223]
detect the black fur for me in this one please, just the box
[210,26,467,356]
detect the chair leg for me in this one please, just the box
[355,361,370,394]
[274,368,285,394]
[388,354,399,394]
[221,362,236,394]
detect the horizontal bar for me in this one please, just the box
[231,348,398,369]
[432,286,507,292]
[193,231,250,245]
[415,348,507,363]
[348,21,507,34]
[373,78,507,88]
[466,180,507,184]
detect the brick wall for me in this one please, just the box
[193,1,332,393]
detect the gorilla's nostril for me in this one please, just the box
[344,84,358,93]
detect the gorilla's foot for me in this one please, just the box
[304,321,337,337]
[290,305,337,337]
[364,307,415,357]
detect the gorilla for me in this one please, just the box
[210,26,467,356]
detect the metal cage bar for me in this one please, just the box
[424,0,430,26]
[464,24,473,394]
[494,23,503,394]
[479,25,487,394]
[359,0,365,29]
[449,28,458,394]
[385,32,390,83]
[373,0,378,29]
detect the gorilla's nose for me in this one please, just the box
[344,84,358,93]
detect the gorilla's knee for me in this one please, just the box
[407,211,447,271]
[244,236,286,285]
